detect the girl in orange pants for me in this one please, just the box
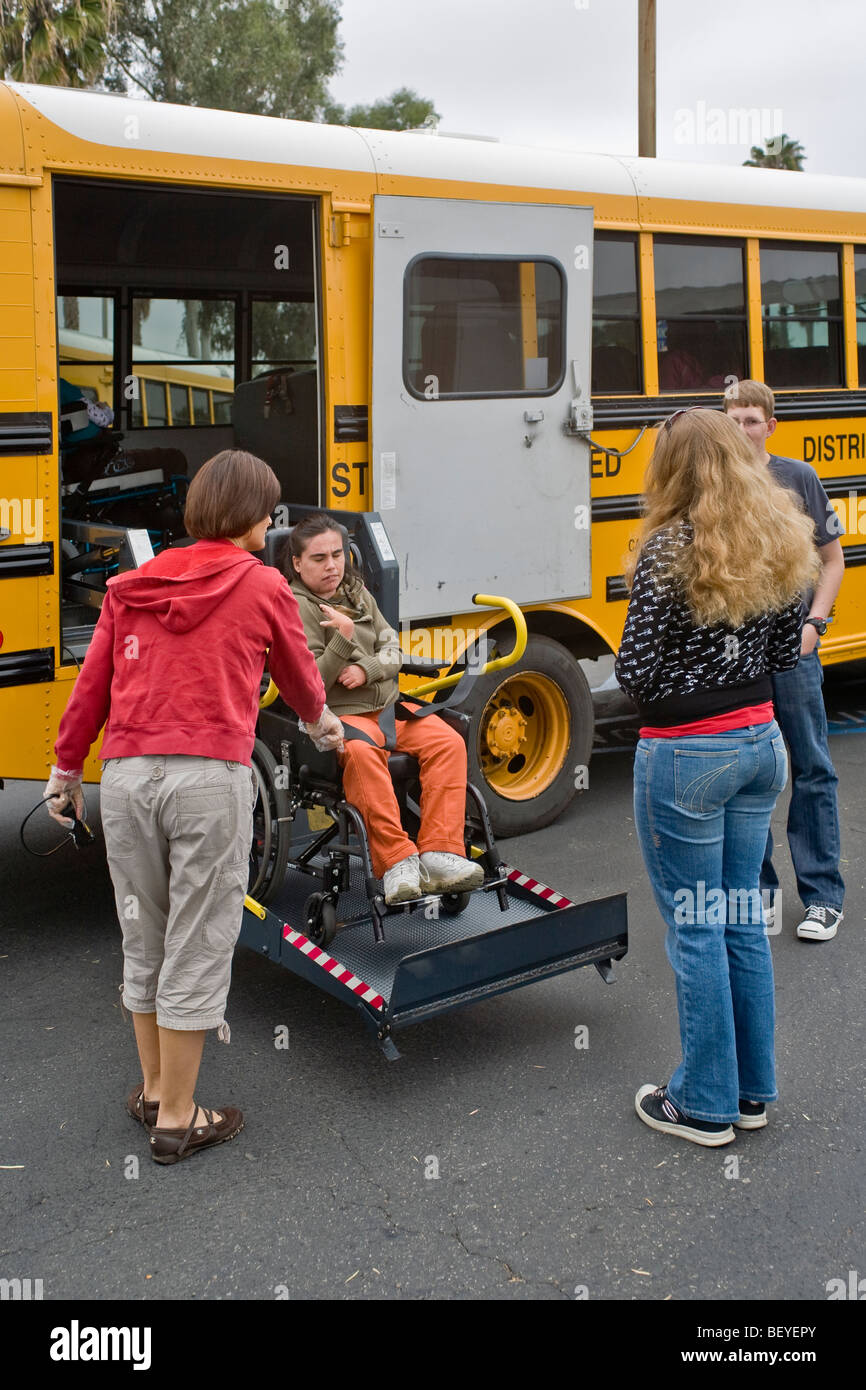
[287,514,483,904]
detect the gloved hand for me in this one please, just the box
[300,704,344,753]
[44,765,84,826]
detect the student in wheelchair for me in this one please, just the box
[285,512,483,906]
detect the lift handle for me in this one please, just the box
[401,594,528,698]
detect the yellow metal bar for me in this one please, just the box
[519,261,538,386]
[260,678,279,709]
[404,594,528,697]
[639,232,659,397]
[745,238,765,384]
[244,894,267,919]
[841,243,859,390]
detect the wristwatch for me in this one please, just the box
[804,616,829,635]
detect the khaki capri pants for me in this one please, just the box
[100,755,256,1034]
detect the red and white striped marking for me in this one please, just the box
[282,925,385,1011]
[503,865,573,909]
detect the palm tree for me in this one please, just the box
[744,134,806,171]
[1,0,115,87]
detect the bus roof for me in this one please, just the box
[6,80,866,220]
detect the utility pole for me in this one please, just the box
[638,0,656,158]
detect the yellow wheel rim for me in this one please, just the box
[477,671,570,801]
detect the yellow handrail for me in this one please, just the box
[259,592,528,708]
[403,593,528,697]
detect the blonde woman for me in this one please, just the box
[615,409,818,1147]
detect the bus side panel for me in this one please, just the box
[0,181,65,783]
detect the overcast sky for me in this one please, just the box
[329,0,866,178]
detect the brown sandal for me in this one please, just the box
[127,1083,159,1128]
[149,1104,244,1165]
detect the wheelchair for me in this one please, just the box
[247,521,518,947]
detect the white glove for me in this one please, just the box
[44,765,84,826]
[300,704,344,753]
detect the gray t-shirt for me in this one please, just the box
[768,454,841,612]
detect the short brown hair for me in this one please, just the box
[184,450,280,540]
[722,379,775,420]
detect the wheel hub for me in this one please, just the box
[484,704,527,761]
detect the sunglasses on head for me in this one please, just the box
[663,406,703,434]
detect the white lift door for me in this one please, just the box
[371,195,593,622]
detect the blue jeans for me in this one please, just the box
[634,722,788,1122]
[761,651,844,912]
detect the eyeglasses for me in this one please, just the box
[663,406,703,434]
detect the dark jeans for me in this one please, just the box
[761,650,844,911]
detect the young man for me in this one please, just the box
[724,380,845,941]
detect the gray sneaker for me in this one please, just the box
[383,854,421,904]
[796,905,843,941]
[419,851,484,894]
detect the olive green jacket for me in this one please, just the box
[290,576,401,716]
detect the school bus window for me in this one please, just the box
[403,257,564,398]
[760,242,843,389]
[855,250,866,383]
[129,298,234,426]
[191,387,211,424]
[592,233,641,395]
[134,379,168,428]
[251,299,317,377]
[654,237,747,392]
[212,391,233,425]
[58,294,115,399]
[169,384,192,426]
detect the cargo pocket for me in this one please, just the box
[99,787,138,856]
[202,858,249,953]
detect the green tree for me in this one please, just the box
[327,85,439,131]
[743,134,806,170]
[1,0,115,85]
[103,0,343,120]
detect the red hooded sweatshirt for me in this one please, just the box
[54,539,326,770]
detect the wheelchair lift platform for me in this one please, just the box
[240,862,627,1059]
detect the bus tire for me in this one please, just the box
[462,634,593,838]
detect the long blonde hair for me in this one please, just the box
[625,410,820,628]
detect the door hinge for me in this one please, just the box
[329,212,370,248]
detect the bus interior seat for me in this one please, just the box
[419,304,524,395]
[233,367,319,506]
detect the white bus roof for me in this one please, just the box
[9,81,866,217]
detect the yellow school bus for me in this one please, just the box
[2,80,865,834]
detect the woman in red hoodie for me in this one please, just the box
[46,450,342,1164]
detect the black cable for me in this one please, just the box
[19,792,95,857]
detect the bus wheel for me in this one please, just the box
[248,738,291,904]
[464,635,593,837]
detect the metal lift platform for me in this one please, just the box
[240,861,627,1059]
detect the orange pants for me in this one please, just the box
[338,703,468,878]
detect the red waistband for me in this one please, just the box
[639,701,775,739]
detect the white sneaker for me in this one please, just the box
[796,905,843,941]
[382,854,421,904]
[418,851,484,894]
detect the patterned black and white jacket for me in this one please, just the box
[614,523,803,726]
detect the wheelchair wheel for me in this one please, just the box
[248,738,291,905]
[304,892,338,947]
[439,891,471,916]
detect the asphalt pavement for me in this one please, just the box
[1,670,864,1306]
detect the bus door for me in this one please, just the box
[371,196,593,622]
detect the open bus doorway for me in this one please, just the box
[52,178,323,653]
